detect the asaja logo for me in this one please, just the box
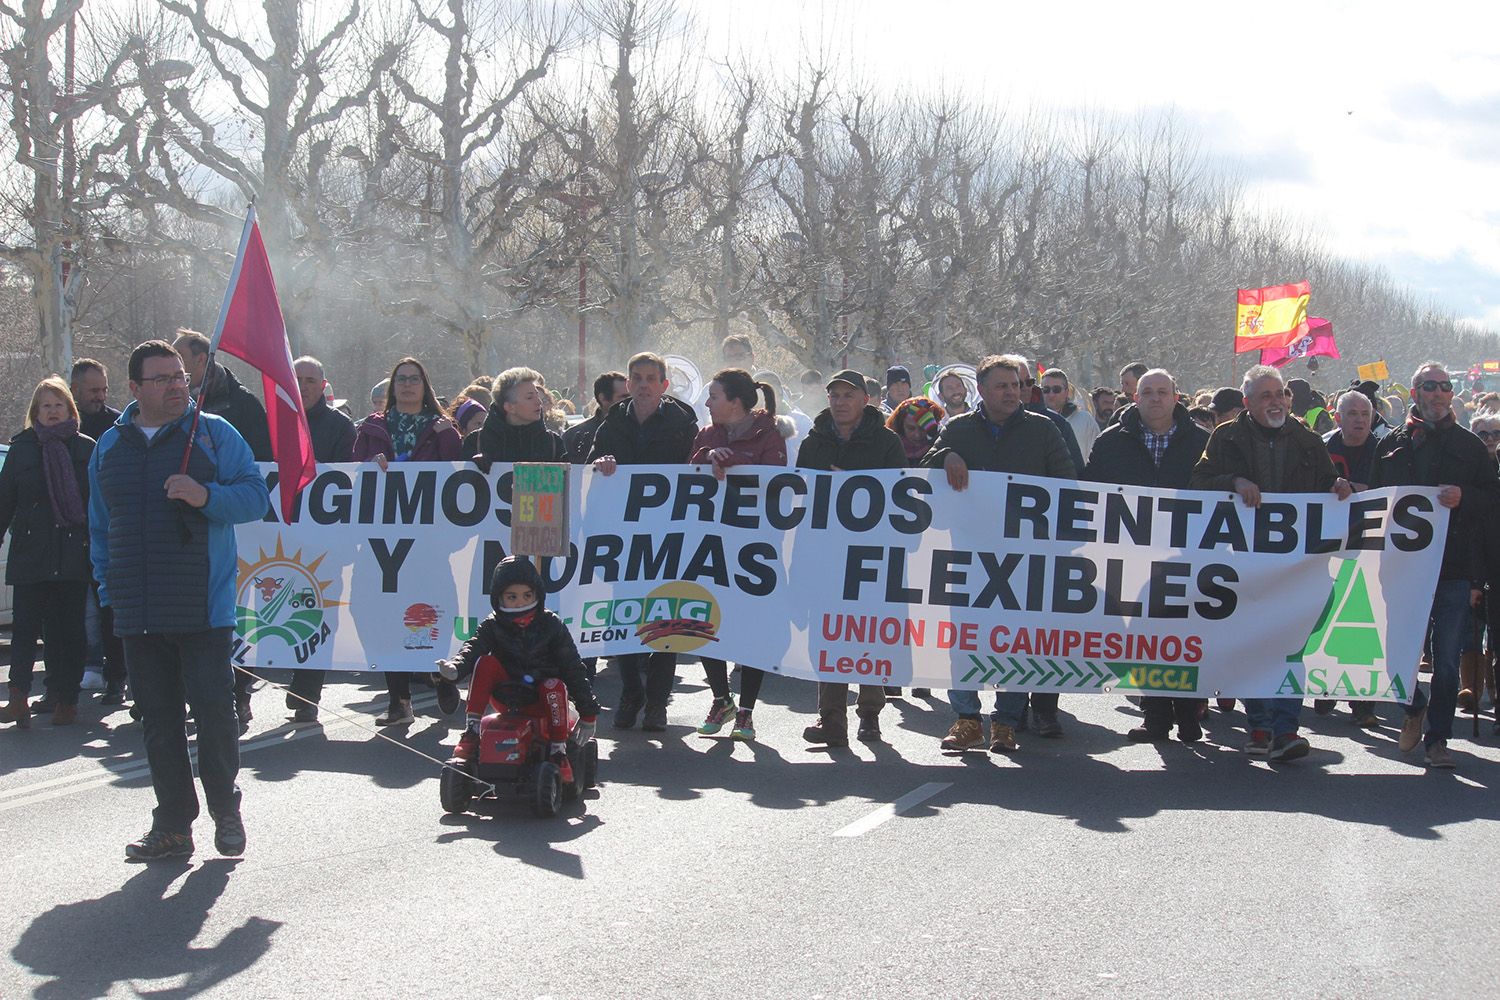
[235,538,344,664]
[580,582,721,653]
[1279,558,1406,701]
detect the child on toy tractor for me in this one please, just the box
[438,557,600,783]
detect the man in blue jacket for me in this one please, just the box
[89,340,271,861]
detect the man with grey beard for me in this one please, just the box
[1192,364,1349,761]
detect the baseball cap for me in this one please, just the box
[826,369,868,392]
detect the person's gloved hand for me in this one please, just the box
[435,658,458,681]
[574,716,597,746]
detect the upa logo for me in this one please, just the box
[234,538,344,665]
[579,581,721,653]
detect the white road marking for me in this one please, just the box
[0,693,441,813]
[832,781,951,837]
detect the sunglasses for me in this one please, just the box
[1417,379,1454,393]
[1478,430,1500,440]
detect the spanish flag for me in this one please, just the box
[1235,280,1311,353]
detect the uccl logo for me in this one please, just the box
[581,582,721,653]
[235,538,343,660]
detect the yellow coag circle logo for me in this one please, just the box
[634,582,721,654]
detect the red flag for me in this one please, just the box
[209,207,315,522]
[1259,317,1339,368]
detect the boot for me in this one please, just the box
[375,698,414,726]
[1459,652,1482,713]
[1,687,31,729]
[52,703,77,726]
[802,711,848,747]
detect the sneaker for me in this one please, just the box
[236,695,253,734]
[1244,730,1271,756]
[125,830,193,862]
[856,712,881,742]
[1033,711,1064,738]
[641,703,668,732]
[212,812,246,857]
[80,669,105,691]
[730,709,756,741]
[696,696,737,735]
[1424,740,1455,769]
[436,679,461,716]
[803,717,849,747]
[613,693,644,730]
[940,718,984,751]
[1313,699,1335,715]
[101,680,126,706]
[1126,725,1170,743]
[376,698,414,726]
[292,705,319,724]
[1269,733,1310,762]
[1398,706,1427,753]
[988,721,1019,753]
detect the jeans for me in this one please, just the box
[1407,578,1472,747]
[123,628,241,835]
[950,688,1028,728]
[1243,698,1301,738]
[8,581,88,704]
[615,652,676,708]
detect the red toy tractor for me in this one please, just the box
[440,679,599,817]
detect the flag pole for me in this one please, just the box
[178,206,257,476]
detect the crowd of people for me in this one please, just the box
[1,329,1497,861]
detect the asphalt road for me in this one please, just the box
[3,665,1498,999]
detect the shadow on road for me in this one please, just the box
[434,796,605,879]
[11,860,280,998]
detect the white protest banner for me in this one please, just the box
[234,463,1447,701]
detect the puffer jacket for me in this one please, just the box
[586,394,698,466]
[689,411,788,468]
[796,405,906,472]
[88,402,271,634]
[0,427,94,585]
[1084,403,1209,489]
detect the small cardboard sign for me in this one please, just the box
[510,463,570,557]
[1357,360,1389,381]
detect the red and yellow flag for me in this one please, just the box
[1235,280,1310,353]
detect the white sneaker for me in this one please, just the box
[80,669,105,691]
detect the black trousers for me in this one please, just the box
[9,581,88,704]
[1141,696,1205,732]
[615,652,676,707]
[701,658,765,709]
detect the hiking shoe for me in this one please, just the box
[1354,708,1381,729]
[940,718,984,751]
[436,679,461,716]
[856,712,881,742]
[101,681,126,706]
[613,693,644,730]
[376,698,414,726]
[1424,740,1455,769]
[212,812,246,857]
[1244,730,1271,756]
[1269,733,1310,762]
[697,696,738,735]
[730,710,756,742]
[292,704,319,724]
[1458,687,1478,713]
[1399,706,1427,753]
[125,830,193,862]
[1176,718,1203,743]
[1033,711,1064,738]
[803,717,849,747]
[1127,725,1170,743]
[641,703,668,732]
[988,722,1019,753]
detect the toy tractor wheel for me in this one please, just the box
[532,761,561,818]
[440,765,473,815]
[581,740,599,790]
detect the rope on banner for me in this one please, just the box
[232,665,498,798]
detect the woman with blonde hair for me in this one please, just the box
[0,378,95,727]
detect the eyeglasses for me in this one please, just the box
[393,374,425,386]
[1478,430,1500,440]
[139,372,188,389]
[1041,385,1066,395]
[1417,379,1454,393]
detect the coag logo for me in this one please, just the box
[581,582,721,653]
[235,538,343,661]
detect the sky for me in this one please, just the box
[695,0,1500,331]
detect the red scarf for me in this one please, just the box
[1405,407,1455,448]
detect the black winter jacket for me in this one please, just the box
[1191,411,1336,495]
[586,394,698,465]
[477,411,567,464]
[921,404,1075,478]
[795,406,906,472]
[453,611,600,716]
[562,411,606,464]
[1371,412,1499,584]
[1027,402,1085,475]
[1083,403,1209,489]
[0,428,94,585]
[80,405,121,442]
[201,363,273,461]
[305,397,356,463]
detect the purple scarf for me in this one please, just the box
[36,419,86,527]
